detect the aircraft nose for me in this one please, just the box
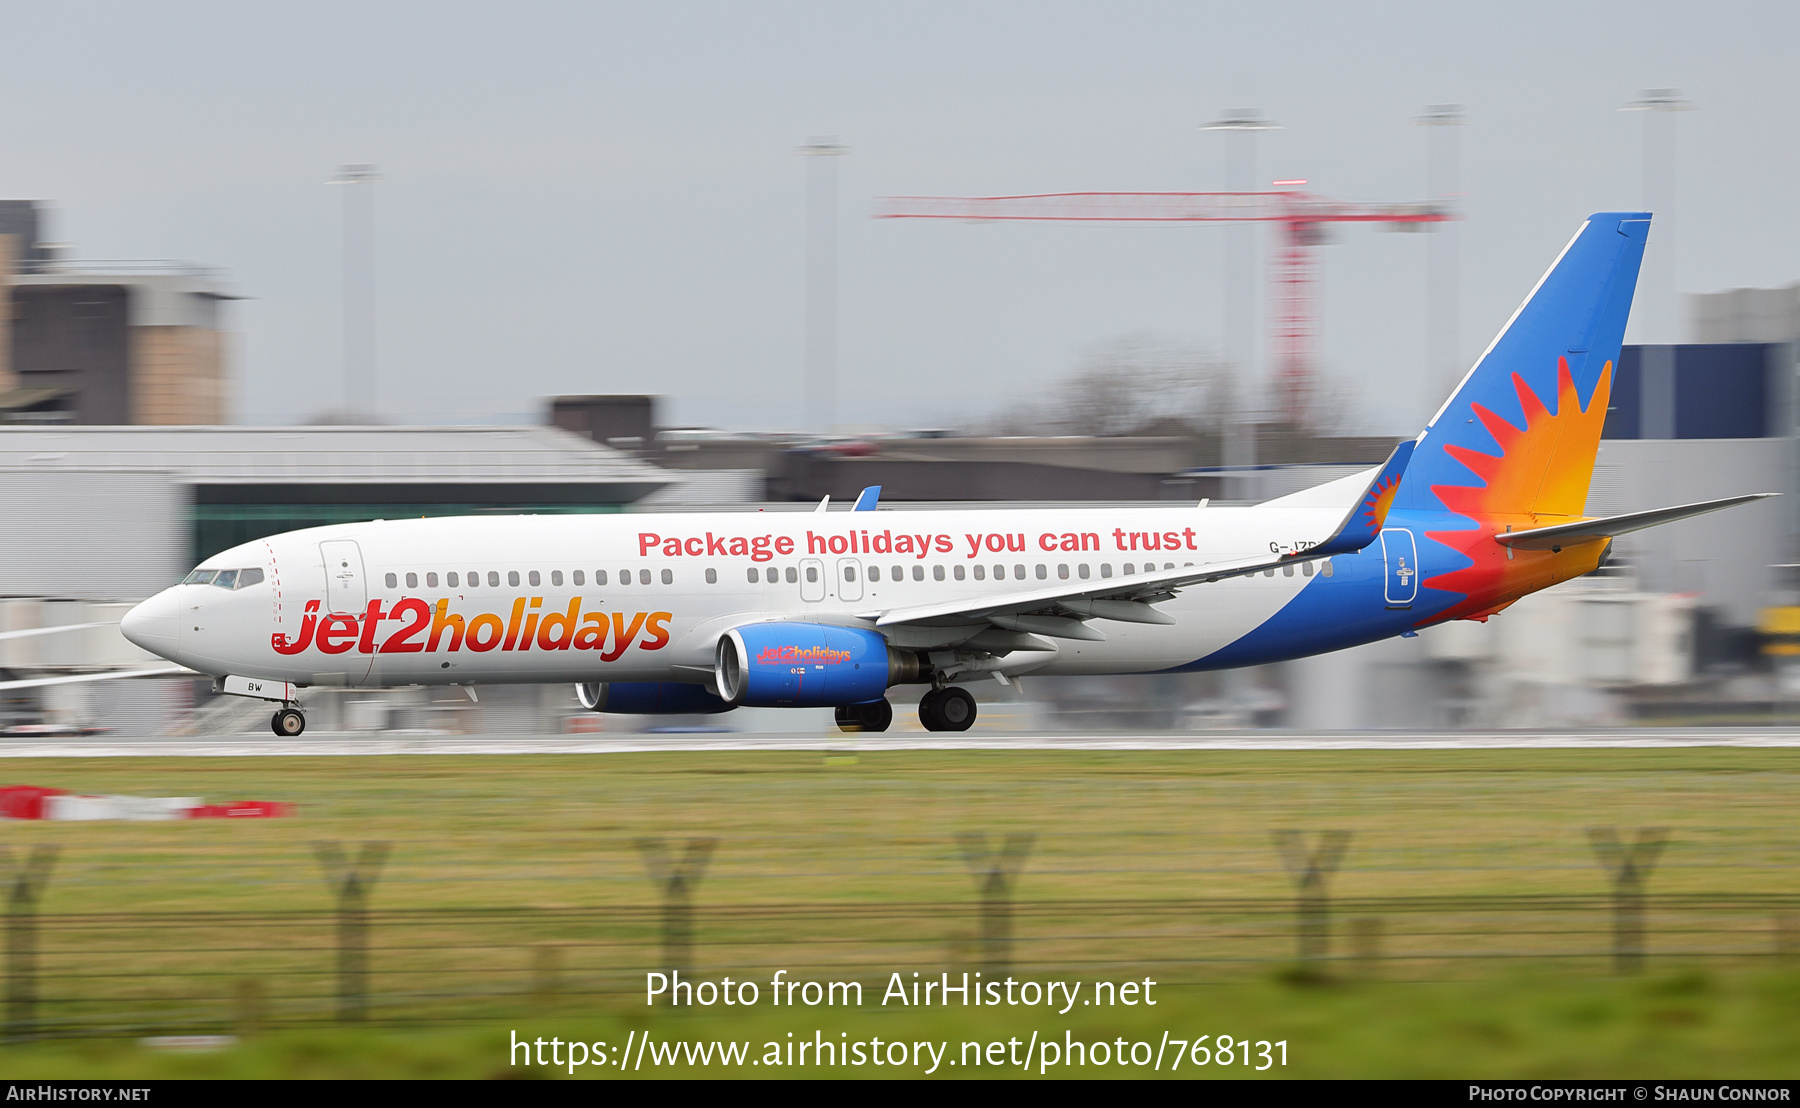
[120,589,181,658]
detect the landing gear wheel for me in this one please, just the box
[272,707,306,737]
[919,687,977,732]
[834,699,893,733]
[917,689,942,730]
[857,698,892,733]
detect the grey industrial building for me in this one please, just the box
[1,201,239,426]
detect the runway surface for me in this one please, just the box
[5,728,1800,756]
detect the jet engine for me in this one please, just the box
[575,681,735,714]
[715,622,920,708]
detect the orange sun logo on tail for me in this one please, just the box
[1423,357,1613,622]
[1362,472,1402,533]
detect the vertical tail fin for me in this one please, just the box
[1398,213,1650,521]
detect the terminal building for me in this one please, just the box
[0,425,675,735]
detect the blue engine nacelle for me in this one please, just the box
[715,622,919,708]
[575,681,735,714]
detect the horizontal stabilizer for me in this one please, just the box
[1494,493,1777,550]
[1306,439,1415,557]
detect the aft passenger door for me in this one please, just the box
[800,558,826,602]
[1380,528,1418,609]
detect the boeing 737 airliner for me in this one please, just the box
[114,212,1770,736]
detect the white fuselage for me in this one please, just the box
[122,501,1356,689]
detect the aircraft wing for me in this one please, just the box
[868,440,1415,640]
[1494,493,1777,551]
[0,665,198,693]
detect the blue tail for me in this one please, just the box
[1396,213,1650,517]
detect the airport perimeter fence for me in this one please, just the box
[2,828,1799,1041]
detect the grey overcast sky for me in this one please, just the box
[2,1,1796,434]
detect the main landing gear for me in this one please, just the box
[271,706,306,737]
[918,686,977,732]
[834,699,893,734]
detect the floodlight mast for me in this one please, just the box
[329,164,380,421]
[1622,89,1691,345]
[1204,110,1278,499]
[1417,105,1466,401]
[801,138,848,433]
[1203,111,1280,424]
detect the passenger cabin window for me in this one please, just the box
[1058,564,1069,579]
[660,569,672,585]
[805,566,818,583]
[384,573,397,589]
[867,565,880,582]
[618,569,630,585]
[953,565,965,581]
[706,568,717,584]
[973,565,985,581]
[406,572,418,589]
[509,571,521,587]
[426,572,438,588]
[747,567,759,583]
[447,572,459,587]
[1036,564,1047,580]
[595,570,607,585]
[1101,565,1113,578]
[640,569,653,585]
[1078,564,1089,579]
[572,570,584,586]
[1301,562,1314,577]
[1321,560,1334,577]
[529,570,541,587]
[785,567,797,583]
[890,565,902,580]
[550,570,562,586]
[933,565,945,581]
[487,571,500,587]
[844,565,857,582]
[1014,564,1025,579]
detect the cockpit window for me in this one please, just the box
[183,567,264,589]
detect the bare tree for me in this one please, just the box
[980,337,1235,437]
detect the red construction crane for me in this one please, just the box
[874,187,1450,427]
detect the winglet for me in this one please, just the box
[852,486,882,511]
[1305,439,1416,558]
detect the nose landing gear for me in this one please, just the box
[918,686,977,732]
[271,706,306,737]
